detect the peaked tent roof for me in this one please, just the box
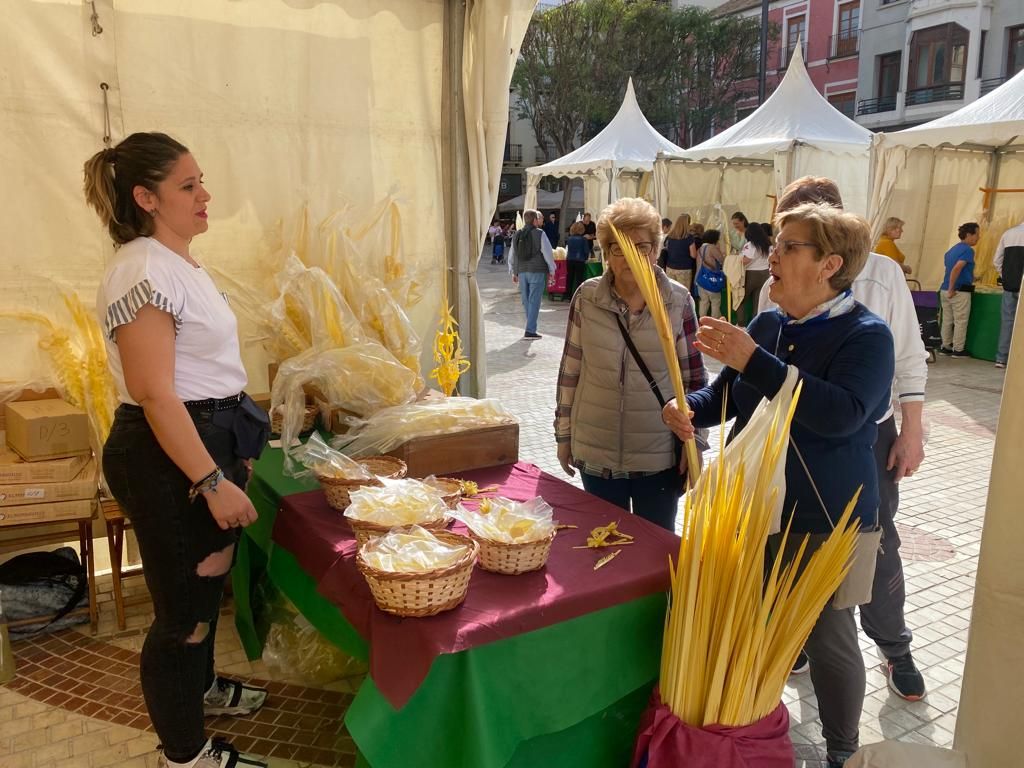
[526,78,686,178]
[878,67,1024,150]
[665,45,873,161]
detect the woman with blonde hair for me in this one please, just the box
[554,198,707,531]
[663,213,698,289]
[665,202,895,766]
[84,133,270,768]
[874,216,911,275]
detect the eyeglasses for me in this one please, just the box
[608,242,655,257]
[774,240,820,256]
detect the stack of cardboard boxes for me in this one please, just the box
[0,398,98,527]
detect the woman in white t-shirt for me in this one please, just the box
[84,133,269,768]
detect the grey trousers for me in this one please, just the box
[769,533,865,755]
[859,416,913,658]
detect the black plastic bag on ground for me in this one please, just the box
[0,546,88,637]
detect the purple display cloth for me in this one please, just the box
[272,461,679,709]
[632,689,794,768]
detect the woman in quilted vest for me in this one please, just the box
[553,198,708,531]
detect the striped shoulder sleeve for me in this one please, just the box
[102,253,183,340]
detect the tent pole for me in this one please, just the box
[441,0,481,396]
[758,0,769,104]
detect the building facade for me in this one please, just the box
[714,0,864,125]
[855,0,1024,131]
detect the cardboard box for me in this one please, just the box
[385,423,519,477]
[0,445,90,484]
[0,460,98,507]
[5,400,90,461]
[0,498,95,527]
[0,387,62,432]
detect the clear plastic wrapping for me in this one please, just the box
[270,254,365,352]
[333,397,517,456]
[360,525,470,573]
[289,433,373,481]
[344,479,448,526]
[450,496,557,544]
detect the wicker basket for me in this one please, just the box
[470,530,555,575]
[357,531,478,617]
[423,477,463,509]
[357,456,407,479]
[348,515,450,547]
[270,404,318,435]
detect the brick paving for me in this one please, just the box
[0,248,1006,766]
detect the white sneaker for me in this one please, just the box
[159,738,267,768]
[203,676,267,717]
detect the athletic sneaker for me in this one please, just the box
[952,349,970,359]
[203,676,267,717]
[827,750,856,767]
[939,346,953,356]
[884,651,926,701]
[996,361,1006,369]
[159,738,267,768]
[790,650,809,675]
[524,332,542,339]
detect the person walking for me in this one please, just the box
[994,219,1024,369]
[509,209,556,339]
[84,133,271,768]
[939,222,980,358]
[664,214,697,289]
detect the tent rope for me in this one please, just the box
[99,82,112,148]
[89,1,104,36]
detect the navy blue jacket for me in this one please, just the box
[686,304,895,533]
[665,236,696,270]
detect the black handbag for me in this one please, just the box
[614,314,686,491]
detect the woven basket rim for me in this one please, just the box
[467,528,556,550]
[357,455,408,476]
[347,515,448,534]
[316,472,382,488]
[356,531,478,582]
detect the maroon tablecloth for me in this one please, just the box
[272,461,679,709]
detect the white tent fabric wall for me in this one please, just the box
[0,0,534,395]
[655,46,873,221]
[523,78,685,213]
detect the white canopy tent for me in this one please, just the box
[653,45,873,235]
[0,0,536,396]
[868,68,1024,289]
[523,78,685,215]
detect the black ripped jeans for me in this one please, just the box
[103,404,247,762]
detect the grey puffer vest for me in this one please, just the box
[571,270,698,473]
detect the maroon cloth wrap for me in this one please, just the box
[272,461,679,710]
[631,689,794,768]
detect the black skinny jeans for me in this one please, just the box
[103,404,247,762]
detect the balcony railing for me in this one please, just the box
[905,82,964,106]
[981,76,1010,96]
[505,143,523,164]
[829,31,859,59]
[857,95,897,116]
[778,41,807,70]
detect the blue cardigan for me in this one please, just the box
[686,304,895,533]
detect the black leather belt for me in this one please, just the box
[183,393,244,411]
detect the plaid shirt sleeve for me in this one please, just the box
[675,291,710,451]
[554,290,584,443]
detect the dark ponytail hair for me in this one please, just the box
[744,220,772,256]
[83,132,189,245]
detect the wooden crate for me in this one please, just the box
[384,423,519,477]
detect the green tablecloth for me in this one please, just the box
[585,260,604,280]
[234,448,665,768]
[966,290,1002,361]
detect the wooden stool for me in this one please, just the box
[0,505,99,633]
[101,498,147,631]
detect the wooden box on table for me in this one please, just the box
[384,423,519,477]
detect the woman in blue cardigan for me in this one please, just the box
[665,202,894,768]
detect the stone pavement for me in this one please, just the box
[477,251,1005,763]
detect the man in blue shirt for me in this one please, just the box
[940,222,979,358]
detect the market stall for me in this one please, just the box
[523,79,685,214]
[234,447,677,768]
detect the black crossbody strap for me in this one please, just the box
[614,314,667,409]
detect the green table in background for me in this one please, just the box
[233,448,665,768]
[967,290,1002,362]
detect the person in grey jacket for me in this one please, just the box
[553,197,707,531]
[509,209,556,339]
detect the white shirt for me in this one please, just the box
[97,237,248,404]
[507,226,556,275]
[742,241,769,271]
[758,252,927,422]
[994,221,1024,275]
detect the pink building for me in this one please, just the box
[713,0,862,128]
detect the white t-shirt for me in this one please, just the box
[742,241,769,271]
[97,237,248,404]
